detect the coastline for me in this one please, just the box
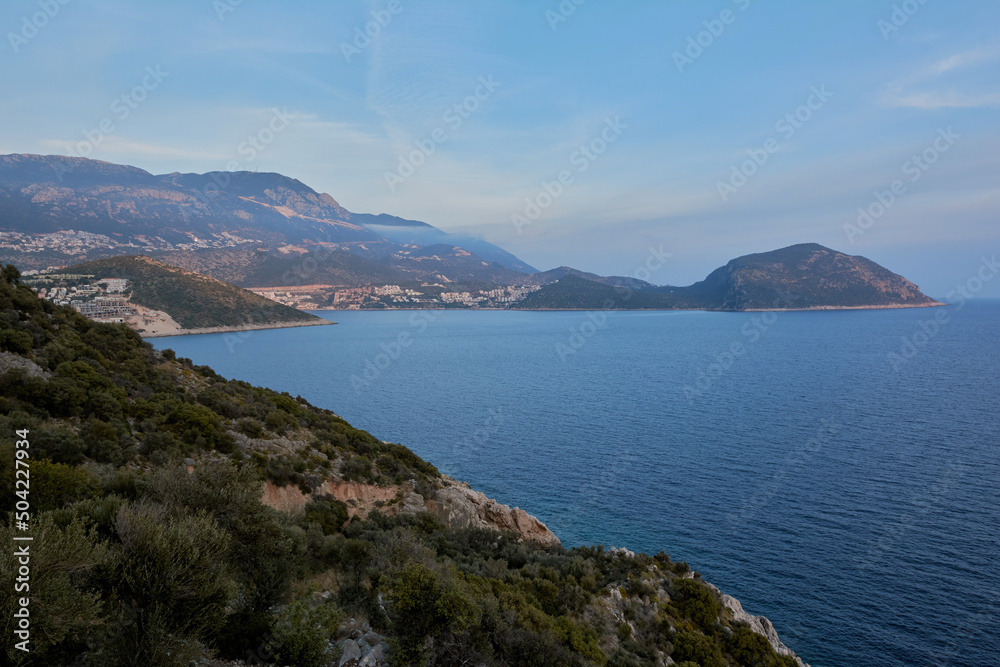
[140,318,334,338]
[305,301,946,313]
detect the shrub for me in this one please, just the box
[303,496,349,535]
[109,502,236,640]
[388,562,477,666]
[0,516,107,665]
[672,631,725,667]
[0,329,32,353]
[237,417,265,438]
[672,578,720,630]
[267,597,343,667]
[726,624,799,667]
[341,456,373,483]
[31,426,86,465]
[80,418,126,464]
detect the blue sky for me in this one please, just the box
[1,0,998,296]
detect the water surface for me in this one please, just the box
[151,302,1000,667]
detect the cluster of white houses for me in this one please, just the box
[76,296,136,323]
[31,274,137,324]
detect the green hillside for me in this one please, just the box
[0,265,803,667]
[56,255,322,329]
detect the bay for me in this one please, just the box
[149,302,1000,667]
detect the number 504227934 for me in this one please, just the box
[14,429,30,526]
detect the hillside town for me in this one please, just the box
[24,270,138,323]
[248,283,541,309]
[1,229,259,258]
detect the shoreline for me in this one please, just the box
[305,301,946,313]
[140,318,335,338]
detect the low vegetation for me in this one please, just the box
[1,264,799,666]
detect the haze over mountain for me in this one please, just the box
[1,155,941,311]
[0,154,535,285]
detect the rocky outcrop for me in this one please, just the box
[705,582,809,667]
[0,351,50,379]
[260,475,560,546]
[425,476,561,547]
[336,617,390,666]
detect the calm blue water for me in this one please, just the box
[150,303,1000,667]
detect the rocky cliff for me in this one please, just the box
[261,475,560,548]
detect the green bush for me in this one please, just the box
[0,329,32,353]
[303,496,349,535]
[0,516,107,666]
[388,562,478,666]
[109,502,236,640]
[672,631,725,667]
[237,416,265,438]
[726,624,799,667]
[267,597,343,667]
[672,578,720,630]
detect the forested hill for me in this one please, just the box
[516,244,942,312]
[0,265,806,667]
[57,255,323,330]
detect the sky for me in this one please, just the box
[1,0,998,297]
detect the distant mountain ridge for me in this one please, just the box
[517,244,942,311]
[0,153,537,283]
[0,156,940,311]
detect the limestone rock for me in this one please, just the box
[427,476,561,547]
[0,351,50,379]
[339,638,361,666]
[718,590,810,667]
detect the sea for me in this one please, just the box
[148,301,1000,667]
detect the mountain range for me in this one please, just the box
[0,153,534,285]
[0,154,942,311]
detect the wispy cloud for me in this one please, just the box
[39,136,226,161]
[881,47,1000,109]
[884,91,1000,109]
[926,49,996,76]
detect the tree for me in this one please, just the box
[672,631,725,667]
[672,578,720,630]
[388,562,477,666]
